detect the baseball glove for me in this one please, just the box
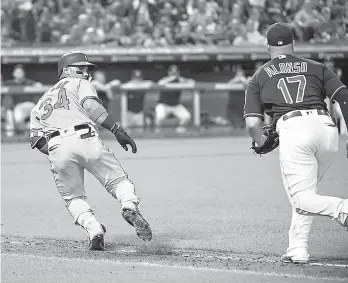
[251,125,279,155]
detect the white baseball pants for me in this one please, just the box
[276,109,345,257]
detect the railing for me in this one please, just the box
[2,44,348,63]
[1,82,246,128]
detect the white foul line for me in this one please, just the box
[309,262,348,268]
[2,253,347,282]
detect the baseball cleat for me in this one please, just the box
[122,208,152,242]
[89,223,107,251]
[280,254,309,264]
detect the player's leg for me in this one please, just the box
[13,101,35,132]
[2,96,15,137]
[133,112,145,128]
[81,136,152,241]
[293,119,347,226]
[281,206,313,263]
[280,164,313,263]
[279,117,347,225]
[173,104,191,132]
[127,111,145,132]
[48,136,106,250]
[277,117,327,262]
[154,103,169,131]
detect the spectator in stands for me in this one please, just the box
[310,7,338,43]
[292,0,326,41]
[158,1,179,27]
[233,25,250,45]
[249,0,266,9]
[188,0,211,29]
[162,26,175,45]
[2,0,348,46]
[191,25,213,45]
[155,65,193,133]
[9,0,36,43]
[330,24,348,43]
[82,26,106,45]
[105,21,132,46]
[285,0,303,18]
[229,0,247,23]
[245,18,266,45]
[174,21,195,45]
[123,69,153,130]
[131,24,152,47]
[36,6,54,42]
[63,13,90,44]
[1,9,16,46]
[91,70,120,111]
[265,0,287,23]
[110,0,136,21]
[145,26,169,47]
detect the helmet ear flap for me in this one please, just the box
[59,67,70,79]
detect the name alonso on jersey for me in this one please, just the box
[264,62,308,78]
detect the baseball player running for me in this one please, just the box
[29,52,152,251]
[244,23,348,264]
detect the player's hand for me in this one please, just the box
[114,127,137,153]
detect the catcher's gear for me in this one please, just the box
[112,126,137,153]
[58,52,96,78]
[251,125,279,155]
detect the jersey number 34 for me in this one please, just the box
[277,75,307,104]
[40,88,70,120]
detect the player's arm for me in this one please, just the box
[323,65,348,126]
[91,80,110,92]
[333,88,348,128]
[244,78,265,146]
[29,109,49,155]
[79,80,137,153]
[158,76,176,85]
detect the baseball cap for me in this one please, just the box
[266,23,294,47]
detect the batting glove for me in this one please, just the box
[113,126,137,153]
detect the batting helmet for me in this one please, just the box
[57,52,96,77]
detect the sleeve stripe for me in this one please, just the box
[80,96,102,106]
[330,85,346,100]
[243,113,264,119]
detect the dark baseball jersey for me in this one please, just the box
[128,91,145,113]
[158,76,185,106]
[244,54,346,121]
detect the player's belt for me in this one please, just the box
[47,124,91,141]
[282,109,330,121]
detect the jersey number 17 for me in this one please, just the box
[277,75,307,104]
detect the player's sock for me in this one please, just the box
[109,179,139,210]
[77,212,104,239]
[337,199,348,227]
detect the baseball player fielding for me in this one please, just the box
[244,23,348,264]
